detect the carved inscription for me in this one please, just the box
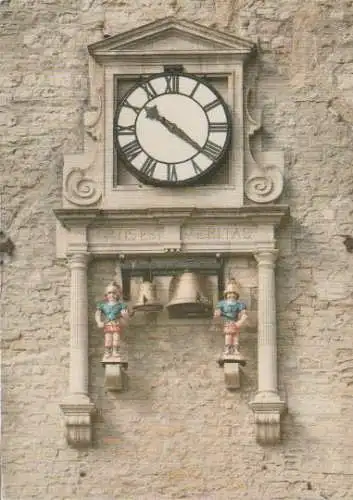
[114,228,163,241]
[182,225,256,241]
[89,226,164,247]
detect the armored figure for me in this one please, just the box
[95,282,129,360]
[214,281,248,357]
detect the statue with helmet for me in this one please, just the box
[214,280,248,360]
[95,281,130,360]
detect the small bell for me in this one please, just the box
[166,272,212,318]
[133,279,163,313]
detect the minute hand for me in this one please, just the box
[146,106,202,152]
[160,117,202,152]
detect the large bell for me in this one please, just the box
[133,279,163,313]
[166,272,213,318]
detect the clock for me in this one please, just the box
[114,72,232,186]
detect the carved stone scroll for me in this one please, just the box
[245,163,284,203]
[64,166,102,207]
[244,82,285,204]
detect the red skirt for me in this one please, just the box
[224,321,239,335]
[103,322,121,334]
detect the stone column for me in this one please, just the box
[60,253,95,447]
[249,250,286,444]
[69,253,89,395]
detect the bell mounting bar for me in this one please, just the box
[119,255,223,277]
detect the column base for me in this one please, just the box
[60,395,95,447]
[249,392,286,445]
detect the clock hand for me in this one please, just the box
[145,105,202,152]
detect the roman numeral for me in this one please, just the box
[141,81,157,100]
[189,81,201,98]
[204,99,220,113]
[116,123,135,135]
[191,159,203,175]
[167,164,178,182]
[165,74,180,93]
[202,140,222,160]
[141,157,157,177]
[122,100,142,115]
[121,140,142,161]
[209,122,228,133]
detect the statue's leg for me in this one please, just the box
[104,332,113,357]
[224,331,233,355]
[233,333,240,355]
[112,331,120,357]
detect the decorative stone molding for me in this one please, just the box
[63,74,104,208]
[249,397,286,445]
[245,153,284,204]
[54,206,288,258]
[60,396,95,447]
[63,146,102,207]
[244,78,285,204]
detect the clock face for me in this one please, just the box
[114,72,232,186]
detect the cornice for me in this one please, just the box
[54,205,289,229]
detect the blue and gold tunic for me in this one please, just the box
[96,301,128,322]
[215,299,246,322]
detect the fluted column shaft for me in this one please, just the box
[69,253,89,396]
[255,250,278,396]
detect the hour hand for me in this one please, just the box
[145,105,160,120]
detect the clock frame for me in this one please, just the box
[61,17,262,210]
[113,71,232,187]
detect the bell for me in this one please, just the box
[166,272,212,318]
[133,279,163,312]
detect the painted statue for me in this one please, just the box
[95,282,129,360]
[214,281,248,357]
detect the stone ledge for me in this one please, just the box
[54,205,289,228]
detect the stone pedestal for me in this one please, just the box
[60,253,95,447]
[101,360,128,391]
[249,251,286,444]
[224,361,241,389]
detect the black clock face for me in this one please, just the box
[114,72,232,186]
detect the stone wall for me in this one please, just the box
[2,1,353,499]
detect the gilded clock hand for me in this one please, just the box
[145,105,202,152]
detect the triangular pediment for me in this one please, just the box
[88,17,255,58]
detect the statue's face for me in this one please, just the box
[106,290,119,301]
[226,292,238,301]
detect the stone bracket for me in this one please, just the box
[218,357,246,390]
[60,399,95,448]
[249,398,286,445]
[101,360,128,391]
[224,361,240,389]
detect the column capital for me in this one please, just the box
[254,249,278,266]
[68,252,91,268]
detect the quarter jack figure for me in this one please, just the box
[95,282,129,360]
[214,281,248,359]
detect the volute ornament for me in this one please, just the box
[245,164,284,203]
[64,167,102,206]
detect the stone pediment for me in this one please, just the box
[88,17,255,59]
